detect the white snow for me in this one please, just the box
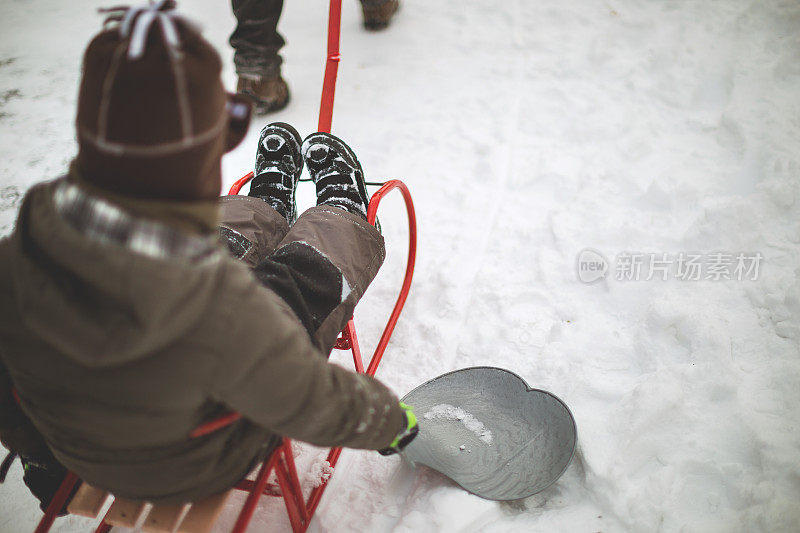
[424,404,493,445]
[2,0,800,532]
[307,458,335,489]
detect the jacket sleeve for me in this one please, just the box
[208,268,403,450]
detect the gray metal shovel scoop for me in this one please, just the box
[400,367,577,501]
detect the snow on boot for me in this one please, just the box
[250,122,303,223]
[302,132,373,224]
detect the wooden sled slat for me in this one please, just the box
[177,491,231,533]
[142,502,188,533]
[66,483,108,518]
[104,498,147,527]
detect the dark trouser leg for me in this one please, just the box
[230,0,285,79]
[218,199,385,355]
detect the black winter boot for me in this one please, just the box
[236,75,290,115]
[361,0,399,30]
[250,122,303,223]
[302,132,372,222]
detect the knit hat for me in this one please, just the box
[75,2,250,201]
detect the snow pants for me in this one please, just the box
[230,0,285,79]
[218,196,385,354]
[229,0,392,78]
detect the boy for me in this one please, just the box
[0,3,416,508]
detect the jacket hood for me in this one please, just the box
[8,179,227,367]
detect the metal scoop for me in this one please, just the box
[400,366,577,501]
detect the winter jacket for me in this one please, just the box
[0,177,402,503]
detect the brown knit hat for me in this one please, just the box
[76,2,250,201]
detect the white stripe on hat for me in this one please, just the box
[78,111,227,157]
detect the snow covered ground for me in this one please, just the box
[2,0,799,531]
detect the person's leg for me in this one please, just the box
[1,363,76,515]
[221,201,383,357]
[230,0,285,79]
[253,206,384,355]
[219,126,382,355]
[218,196,289,267]
[230,0,289,113]
[252,133,383,354]
[218,123,303,266]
